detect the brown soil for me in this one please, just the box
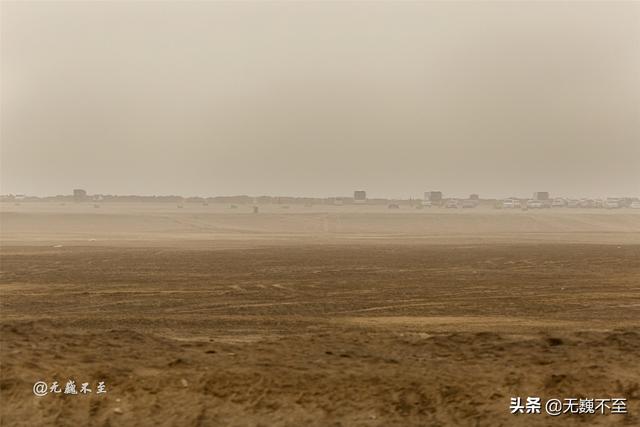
[1,243,639,426]
[1,207,639,426]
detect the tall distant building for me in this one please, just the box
[533,192,549,201]
[354,190,367,204]
[73,189,87,202]
[424,191,443,202]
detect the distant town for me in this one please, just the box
[2,189,639,209]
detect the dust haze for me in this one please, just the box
[1,2,640,427]
[2,1,639,198]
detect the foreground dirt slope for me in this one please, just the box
[1,243,639,426]
[2,322,639,427]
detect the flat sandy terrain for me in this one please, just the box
[1,203,639,426]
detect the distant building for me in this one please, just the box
[533,192,550,201]
[424,191,443,202]
[354,190,367,204]
[469,194,479,200]
[73,189,87,202]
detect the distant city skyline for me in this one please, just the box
[1,188,637,201]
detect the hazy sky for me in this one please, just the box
[1,1,639,198]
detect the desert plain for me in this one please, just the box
[1,202,639,426]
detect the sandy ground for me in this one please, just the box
[1,203,640,426]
